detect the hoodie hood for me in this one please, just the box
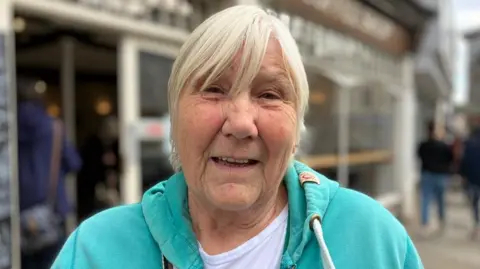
[142,161,340,268]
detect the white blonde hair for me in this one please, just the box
[168,5,309,171]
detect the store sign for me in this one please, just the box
[76,0,192,17]
[303,0,395,40]
[271,0,411,55]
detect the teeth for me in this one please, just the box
[219,157,249,164]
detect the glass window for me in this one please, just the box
[300,74,339,179]
[138,51,174,117]
[304,74,338,156]
[349,86,394,152]
[348,85,396,197]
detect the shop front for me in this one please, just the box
[261,0,425,216]
[2,0,199,267]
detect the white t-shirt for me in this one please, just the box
[197,206,288,269]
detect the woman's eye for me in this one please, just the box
[259,92,281,100]
[204,86,224,94]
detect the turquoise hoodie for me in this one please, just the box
[53,161,423,268]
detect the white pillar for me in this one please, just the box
[60,37,77,232]
[118,37,141,204]
[0,1,20,268]
[337,85,350,187]
[397,56,417,221]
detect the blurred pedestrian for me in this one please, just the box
[417,121,454,236]
[459,117,480,239]
[17,77,81,269]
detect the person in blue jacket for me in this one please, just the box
[460,118,480,239]
[17,77,82,269]
[53,5,422,269]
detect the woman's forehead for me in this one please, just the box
[219,39,290,83]
[216,65,289,84]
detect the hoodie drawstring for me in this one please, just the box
[312,218,336,269]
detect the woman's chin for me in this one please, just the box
[209,188,259,211]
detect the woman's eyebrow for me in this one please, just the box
[194,72,227,89]
[253,71,292,88]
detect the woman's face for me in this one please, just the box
[175,39,297,211]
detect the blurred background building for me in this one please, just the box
[259,0,432,220]
[463,29,480,122]
[414,0,455,141]
[0,0,468,268]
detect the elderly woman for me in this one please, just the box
[53,5,422,269]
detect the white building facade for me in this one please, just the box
[464,30,480,118]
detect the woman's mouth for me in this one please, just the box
[211,157,259,167]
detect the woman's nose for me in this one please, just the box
[221,95,258,140]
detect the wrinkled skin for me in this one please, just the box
[175,39,297,215]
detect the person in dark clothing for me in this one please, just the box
[417,121,453,234]
[17,78,82,269]
[460,120,480,238]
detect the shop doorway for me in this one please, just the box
[14,14,120,226]
[14,14,176,228]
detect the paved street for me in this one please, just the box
[405,188,480,269]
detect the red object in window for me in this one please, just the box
[146,124,163,137]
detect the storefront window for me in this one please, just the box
[138,51,175,190]
[138,51,173,117]
[301,74,339,179]
[348,85,396,196]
